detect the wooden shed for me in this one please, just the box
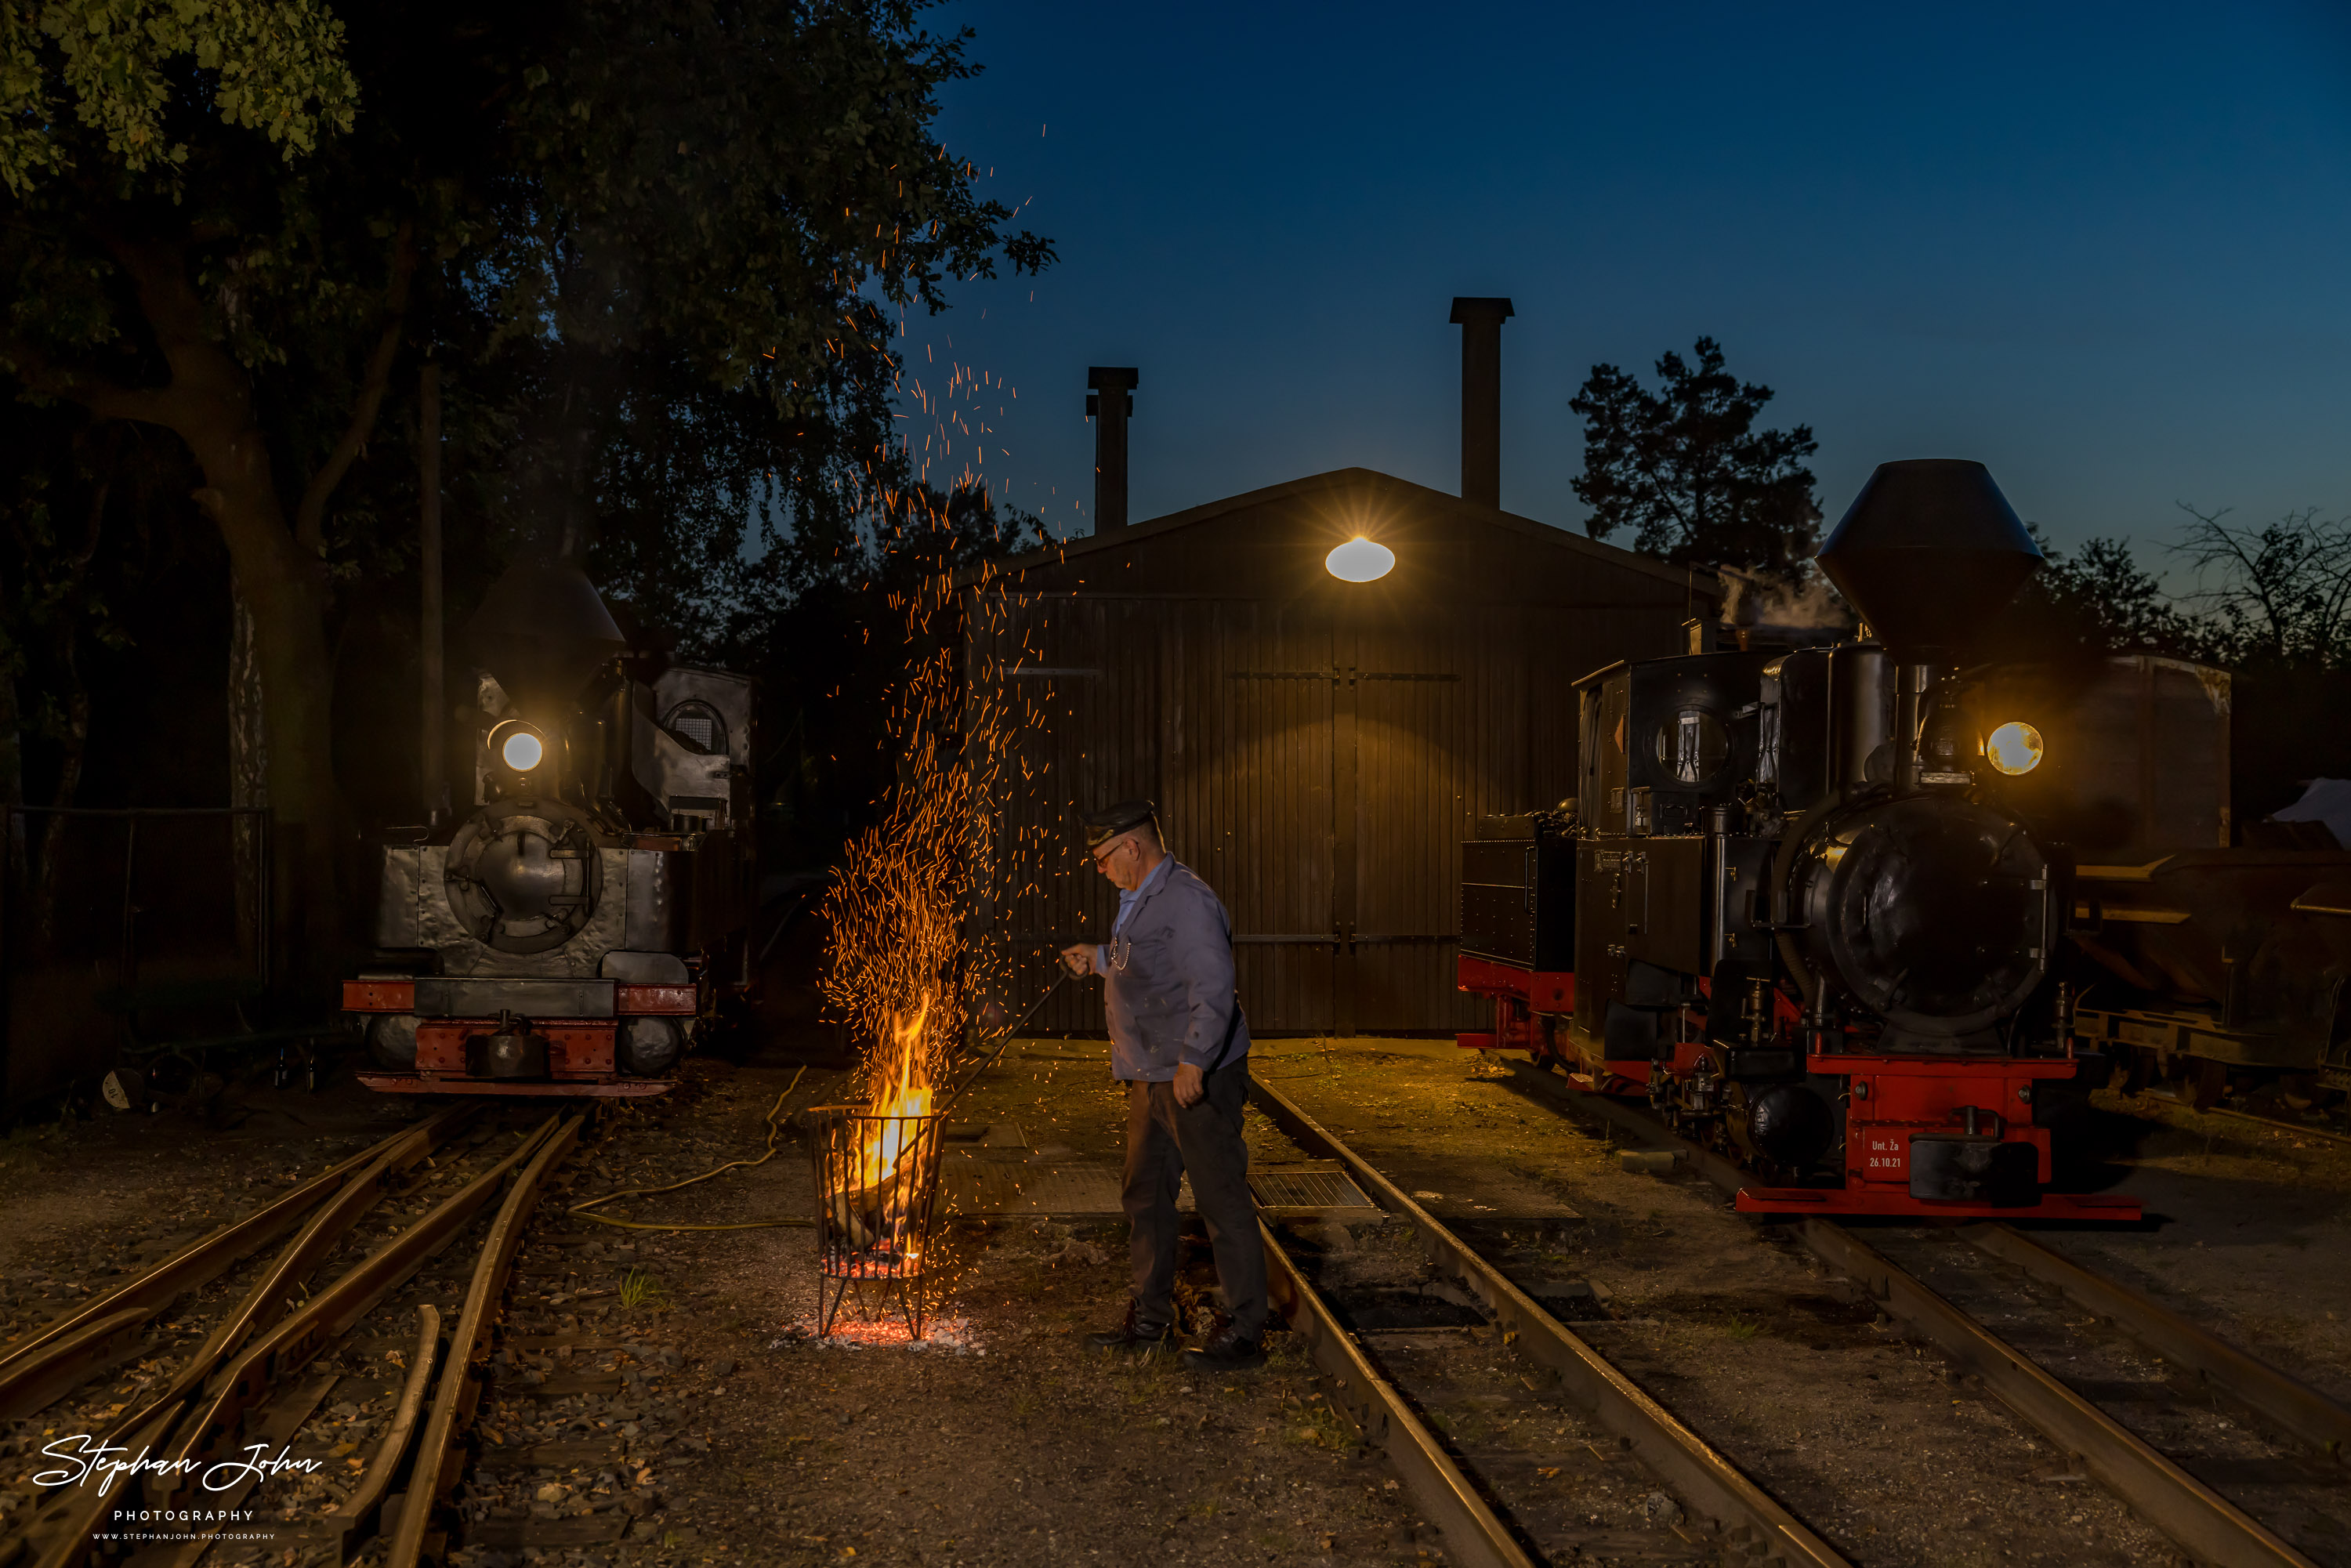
[960,464,1719,1034]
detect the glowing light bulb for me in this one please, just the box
[1324,537,1396,582]
[502,730,545,771]
[1985,721,2044,776]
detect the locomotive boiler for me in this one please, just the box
[1461,460,2139,1219]
[342,556,757,1097]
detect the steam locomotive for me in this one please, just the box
[343,557,758,1097]
[1462,460,2143,1219]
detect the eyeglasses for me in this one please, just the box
[1090,837,1134,870]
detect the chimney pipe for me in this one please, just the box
[1086,366,1138,531]
[1448,297,1513,508]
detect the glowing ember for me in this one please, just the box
[771,1313,983,1354]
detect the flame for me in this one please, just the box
[857,994,936,1201]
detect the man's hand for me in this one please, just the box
[1173,1063,1205,1107]
[1058,943,1096,979]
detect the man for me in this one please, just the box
[1059,799,1265,1371]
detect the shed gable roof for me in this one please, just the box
[958,466,1722,599]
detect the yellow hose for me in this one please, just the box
[567,1066,817,1230]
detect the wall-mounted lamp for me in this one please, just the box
[1324,537,1396,583]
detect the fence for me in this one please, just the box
[2,806,272,1111]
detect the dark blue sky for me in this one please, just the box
[896,2,2350,563]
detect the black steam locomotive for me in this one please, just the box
[1462,460,2141,1218]
[343,557,758,1097]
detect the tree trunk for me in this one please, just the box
[26,465,110,961]
[194,457,343,982]
[228,583,271,976]
[44,237,409,987]
[0,551,20,975]
[27,614,91,960]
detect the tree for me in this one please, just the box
[1569,338,1821,576]
[2,0,1049,975]
[1991,526,2203,661]
[721,480,1042,867]
[2171,504,2351,668]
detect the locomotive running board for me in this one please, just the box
[1734,1186,2141,1221]
[357,1072,673,1097]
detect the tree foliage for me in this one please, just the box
[1991,526,2202,662]
[0,0,359,191]
[1,0,1052,972]
[2171,504,2351,669]
[1570,337,1821,576]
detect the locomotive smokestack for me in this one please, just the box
[1086,367,1137,532]
[466,555,629,719]
[1817,459,2042,791]
[1449,297,1512,508]
[1814,460,2042,665]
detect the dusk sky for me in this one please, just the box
[896,1,2351,567]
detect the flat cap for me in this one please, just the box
[1082,798,1159,848]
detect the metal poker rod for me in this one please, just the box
[940,969,1070,1111]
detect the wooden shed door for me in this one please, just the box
[1343,617,1529,1034]
[968,593,1543,1037]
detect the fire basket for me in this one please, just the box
[810,1104,947,1339]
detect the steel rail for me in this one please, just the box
[1962,1223,2351,1463]
[1250,1077,1849,1568]
[155,1117,564,1497]
[1498,1059,2324,1568]
[386,1114,584,1567]
[1259,1218,1538,1568]
[2135,1092,2351,1150]
[317,1303,442,1559]
[10,1112,476,1568]
[0,1109,472,1420]
[1800,1219,2317,1568]
[20,1121,563,1568]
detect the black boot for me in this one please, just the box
[1179,1323,1265,1372]
[1085,1299,1173,1355]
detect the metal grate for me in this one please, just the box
[1250,1165,1375,1211]
[810,1106,947,1338]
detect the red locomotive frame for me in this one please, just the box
[1459,960,2141,1222]
[344,980,697,1098]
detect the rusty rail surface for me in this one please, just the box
[386,1113,584,1568]
[1498,1057,2325,1568]
[1962,1223,2351,1464]
[0,1107,473,1421]
[318,1303,443,1559]
[1251,1077,1848,1568]
[5,1113,563,1568]
[1259,1219,1538,1568]
[9,1110,476,1568]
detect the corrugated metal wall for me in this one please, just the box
[964,582,1688,1034]
[955,469,1708,1035]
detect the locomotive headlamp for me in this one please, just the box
[1325,537,1396,583]
[1985,720,2044,776]
[492,720,547,773]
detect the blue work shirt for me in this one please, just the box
[1085,856,1250,1083]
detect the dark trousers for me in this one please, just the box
[1121,1059,1266,1341]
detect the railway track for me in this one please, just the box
[1491,1057,2351,1568]
[0,1106,584,1568]
[1244,1077,1848,1568]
